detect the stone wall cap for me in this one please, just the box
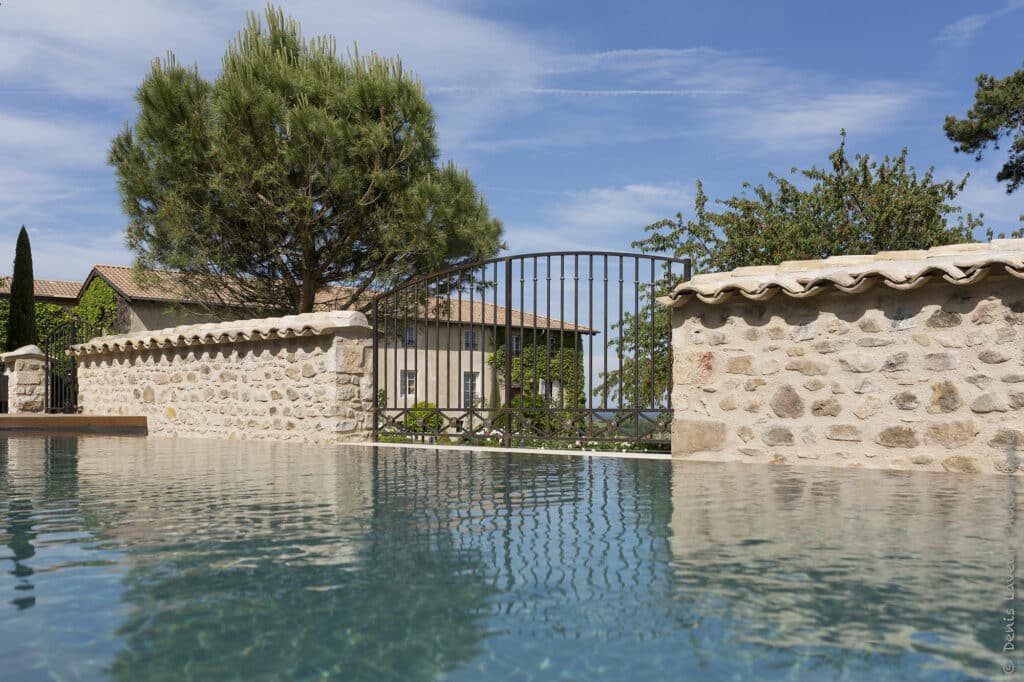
[665,238,1024,308]
[69,310,371,356]
[1,344,46,362]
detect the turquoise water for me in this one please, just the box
[0,437,1020,681]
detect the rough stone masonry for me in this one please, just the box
[662,240,1024,474]
[71,311,374,444]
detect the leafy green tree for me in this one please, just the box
[110,6,503,316]
[73,278,119,333]
[945,62,1024,195]
[6,227,37,350]
[601,134,985,408]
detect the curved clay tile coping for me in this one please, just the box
[69,311,370,356]
[661,239,1024,308]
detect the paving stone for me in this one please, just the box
[856,336,893,347]
[978,348,1011,364]
[892,391,919,410]
[811,398,842,417]
[838,353,879,373]
[941,455,980,474]
[927,381,963,414]
[926,310,962,328]
[770,385,805,418]
[971,392,1009,413]
[761,426,795,446]
[825,424,863,442]
[875,426,919,448]
[923,351,959,371]
[924,420,978,449]
[880,351,910,372]
[785,358,830,376]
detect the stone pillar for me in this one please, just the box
[1,345,48,414]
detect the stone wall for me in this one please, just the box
[72,311,374,443]
[1,345,47,413]
[666,241,1024,474]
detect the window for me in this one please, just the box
[547,336,557,358]
[400,370,416,396]
[463,330,478,350]
[463,371,479,407]
[403,326,416,347]
[510,334,521,357]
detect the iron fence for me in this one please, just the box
[42,318,101,414]
[372,251,691,451]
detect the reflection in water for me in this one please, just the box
[0,437,1019,680]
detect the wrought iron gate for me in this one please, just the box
[372,252,691,451]
[41,318,101,413]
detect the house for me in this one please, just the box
[377,295,594,414]
[0,277,80,311]
[3,264,594,415]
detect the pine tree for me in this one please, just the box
[7,226,37,350]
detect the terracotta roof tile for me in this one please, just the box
[89,265,592,332]
[0,276,81,301]
[663,239,1024,308]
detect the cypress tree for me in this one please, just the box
[7,226,37,350]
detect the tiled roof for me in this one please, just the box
[70,311,370,355]
[89,264,594,332]
[662,239,1024,308]
[0,276,81,301]
[384,296,596,334]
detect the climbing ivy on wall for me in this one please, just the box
[489,335,586,408]
[73,278,118,333]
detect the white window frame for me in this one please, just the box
[510,334,521,357]
[463,329,478,350]
[400,370,416,396]
[463,371,479,407]
[404,326,416,348]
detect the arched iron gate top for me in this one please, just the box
[377,250,692,300]
[371,251,692,452]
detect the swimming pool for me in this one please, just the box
[0,436,1019,680]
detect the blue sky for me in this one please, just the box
[1,0,1022,280]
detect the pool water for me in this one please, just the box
[0,436,1019,681]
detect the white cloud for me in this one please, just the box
[508,182,693,253]
[937,1,1024,47]
[709,88,923,150]
[941,164,1024,228]
[0,227,130,282]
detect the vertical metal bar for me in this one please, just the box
[649,258,656,411]
[588,255,594,440]
[403,287,409,416]
[665,262,673,410]
[372,298,379,441]
[504,257,513,447]
[414,282,420,439]
[573,254,579,439]
[618,255,624,415]
[469,270,475,436]
[634,255,640,442]
[457,285,463,427]
[492,260,499,433]
[435,279,441,412]
[545,255,551,437]
[684,258,692,282]
[559,255,565,410]
[532,256,538,400]
[602,254,608,411]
